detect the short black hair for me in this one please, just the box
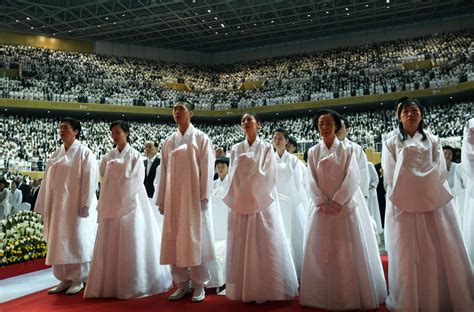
[288,136,298,150]
[443,145,455,155]
[215,157,230,167]
[61,117,81,139]
[110,120,131,142]
[146,140,159,148]
[241,112,261,123]
[273,128,289,140]
[313,109,342,133]
[340,115,350,129]
[175,96,195,111]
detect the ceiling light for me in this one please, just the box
[253,23,257,26]
[68,30,72,33]
[365,4,369,7]
[271,20,274,23]
[215,31,218,34]
[225,33,228,35]
[386,6,390,8]
[207,9,211,13]
[220,23,225,28]
[386,0,390,3]
[346,13,350,16]
[326,11,329,14]
[15,19,19,22]
[209,26,212,28]
[53,33,56,35]
[121,14,125,17]
[307,14,311,17]
[345,7,349,11]
[26,17,30,20]
[214,17,218,20]
[113,22,116,25]
[105,17,109,20]
[237,26,240,29]
[98,25,101,27]
[30,26,34,29]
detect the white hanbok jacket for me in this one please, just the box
[35,139,98,265]
[301,138,387,310]
[158,124,216,267]
[383,129,474,312]
[461,118,474,270]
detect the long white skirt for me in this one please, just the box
[84,194,172,299]
[385,199,474,311]
[300,191,387,310]
[225,202,299,302]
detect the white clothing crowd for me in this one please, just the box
[0,100,471,173]
[0,29,473,109]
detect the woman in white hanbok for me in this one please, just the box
[300,109,387,310]
[368,161,383,235]
[84,120,172,300]
[461,118,474,271]
[382,98,474,311]
[224,113,299,303]
[272,128,308,277]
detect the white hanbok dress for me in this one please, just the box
[275,150,308,277]
[84,144,172,299]
[368,161,383,234]
[224,137,299,302]
[461,118,474,270]
[383,130,474,311]
[300,138,387,310]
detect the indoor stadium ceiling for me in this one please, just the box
[1,0,473,53]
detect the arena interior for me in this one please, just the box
[1,0,474,311]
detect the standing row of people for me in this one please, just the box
[35,96,474,311]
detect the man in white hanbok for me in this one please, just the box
[272,128,308,278]
[382,98,474,311]
[301,109,386,310]
[224,113,298,303]
[35,118,98,295]
[85,120,172,299]
[461,118,474,270]
[158,99,216,302]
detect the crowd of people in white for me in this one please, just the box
[1,97,473,311]
[0,100,470,172]
[0,29,472,110]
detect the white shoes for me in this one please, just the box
[191,287,205,302]
[48,281,84,295]
[66,281,84,295]
[168,286,191,301]
[48,281,73,294]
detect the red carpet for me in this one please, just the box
[3,288,389,312]
[3,256,390,312]
[0,258,50,280]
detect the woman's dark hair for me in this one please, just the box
[110,120,131,142]
[313,109,342,133]
[241,112,261,123]
[61,117,81,139]
[395,97,427,141]
[11,180,18,188]
[273,127,289,140]
[288,136,298,150]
